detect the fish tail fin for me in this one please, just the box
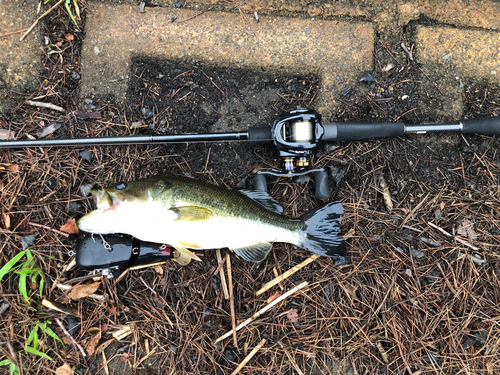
[299,201,346,257]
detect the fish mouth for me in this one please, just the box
[78,190,121,233]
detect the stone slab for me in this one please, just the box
[416,25,500,120]
[0,0,42,115]
[80,3,374,119]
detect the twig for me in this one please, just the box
[27,221,69,237]
[55,318,87,358]
[26,100,65,113]
[402,224,423,233]
[256,255,319,296]
[278,341,304,375]
[216,249,229,299]
[214,281,308,344]
[20,0,65,41]
[427,222,480,251]
[0,29,27,38]
[226,254,238,349]
[231,339,266,375]
[139,276,156,294]
[176,10,206,23]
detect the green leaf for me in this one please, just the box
[42,324,63,344]
[72,0,80,17]
[0,251,26,281]
[15,268,37,276]
[18,271,29,303]
[10,362,19,375]
[39,275,45,299]
[65,2,79,29]
[25,346,53,361]
[26,325,38,347]
[0,360,12,366]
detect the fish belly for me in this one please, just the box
[134,215,298,250]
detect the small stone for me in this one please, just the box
[434,209,442,220]
[305,28,311,35]
[79,149,92,163]
[80,183,95,197]
[0,302,10,315]
[170,344,177,353]
[360,71,377,84]
[94,46,100,56]
[334,255,349,267]
[224,349,237,362]
[68,201,83,213]
[141,107,154,119]
[21,234,37,250]
[411,248,425,259]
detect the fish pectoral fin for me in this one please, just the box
[229,242,273,263]
[173,245,201,266]
[172,206,213,221]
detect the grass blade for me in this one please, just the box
[25,346,53,361]
[0,251,26,281]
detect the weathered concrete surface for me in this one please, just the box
[416,25,500,120]
[0,0,42,115]
[80,4,373,119]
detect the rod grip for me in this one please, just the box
[247,126,272,143]
[461,117,500,135]
[323,122,405,142]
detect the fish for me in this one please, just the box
[77,176,346,265]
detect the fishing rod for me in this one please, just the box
[2,109,500,198]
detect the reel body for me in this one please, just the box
[256,109,332,199]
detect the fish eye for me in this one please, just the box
[116,182,127,190]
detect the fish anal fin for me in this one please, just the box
[173,206,212,221]
[230,242,273,263]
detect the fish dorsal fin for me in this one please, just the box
[230,242,273,263]
[172,206,213,221]
[237,190,284,214]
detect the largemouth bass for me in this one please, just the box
[77,176,346,265]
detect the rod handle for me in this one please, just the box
[247,126,273,143]
[461,117,500,135]
[322,122,405,142]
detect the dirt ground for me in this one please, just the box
[1,2,500,375]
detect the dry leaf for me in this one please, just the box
[344,284,358,298]
[37,122,61,138]
[381,63,395,72]
[286,309,299,323]
[153,265,164,275]
[55,363,72,375]
[60,218,79,234]
[378,175,393,213]
[457,218,478,240]
[2,210,10,229]
[0,129,15,140]
[65,33,74,41]
[267,291,281,304]
[68,281,101,300]
[439,202,445,210]
[86,331,101,356]
[0,163,19,173]
[108,304,117,315]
